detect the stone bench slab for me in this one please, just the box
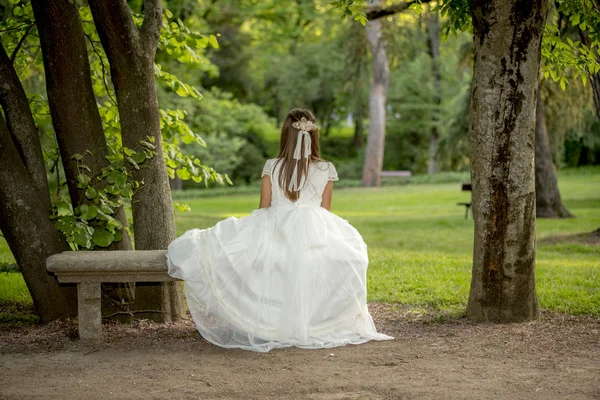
[46,250,181,341]
[47,250,178,283]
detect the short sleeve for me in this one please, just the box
[328,162,339,181]
[261,159,275,177]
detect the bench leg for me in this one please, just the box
[78,282,102,341]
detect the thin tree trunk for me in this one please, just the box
[579,28,600,120]
[535,89,573,218]
[170,176,183,191]
[466,0,548,322]
[362,0,389,187]
[89,0,184,322]
[425,7,441,175]
[31,0,135,313]
[353,110,364,149]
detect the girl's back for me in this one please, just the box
[262,159,338,207]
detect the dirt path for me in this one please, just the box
[1,307,599,400]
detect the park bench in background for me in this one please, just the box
[457,182,472,219]
[380,170,412,182]
[46,250,177,341]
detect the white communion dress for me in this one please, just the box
[166,159,393,352]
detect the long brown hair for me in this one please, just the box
[275,108,321,201]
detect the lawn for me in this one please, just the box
[1,168,599,318]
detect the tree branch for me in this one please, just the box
[140,0,162,47]
[10,23,36,64]
[366,0,431,21]
[0,40,49,194]
[88,0,140,61]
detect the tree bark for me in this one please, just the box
[0,40,76,322]
[425,7,441,175]
[89,0,184,322]
[579,29,600,121]
[31,0,111,207]
[0,113,77,322]
[466,0,548,322]
[31,0,135,313]
[0,42,47,195]
[361,0,389,187]
[535,89,573,218]
[353,110,364,149]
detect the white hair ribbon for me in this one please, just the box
[288,117,317,192]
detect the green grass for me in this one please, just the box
[1,167,599,318]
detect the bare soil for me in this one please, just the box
[1,305,598,400]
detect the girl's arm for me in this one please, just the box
[321,180,333,211]
[259,175,272,208]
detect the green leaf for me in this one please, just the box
[126,156,140,170]
[71,153,84,161]
[174,202,191,212]
[77,174,91,188]
[85,186,97,199]
[73,229,91,248]
[92,228,114,247]
[56,202,72,217]
[176,168,191,180]
[208,34,219,49]
[84,205,99,220]
[132,151,146,164]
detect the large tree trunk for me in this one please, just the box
[535,89,573,218]
[466,0,548,322]
[31,0,135,313]
[89,0,184,322]
[425,7,441,175]
[361,0,389,187]
[0,43,77,322]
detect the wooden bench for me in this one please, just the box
[380,170,412,182]
[46,250,179,341]
[457,182,472,219]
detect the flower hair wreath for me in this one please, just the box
[288,117,318,192]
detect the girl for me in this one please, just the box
[166,108,392,352]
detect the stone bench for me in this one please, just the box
[46,250,179,341]
[380,170,412,182]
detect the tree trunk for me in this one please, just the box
[89,0,184,322]
[0,43,77,322]
[466,0,548,322]
[353,110,364,149]
[170,176,183,191]
[361,0,389,187]
[0,114,77,322]
[535,89,573,218]
[31,0,135,313]
[425,7,441,175]
[579,29,600,121]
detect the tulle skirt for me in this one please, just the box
[166,203,393,352]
